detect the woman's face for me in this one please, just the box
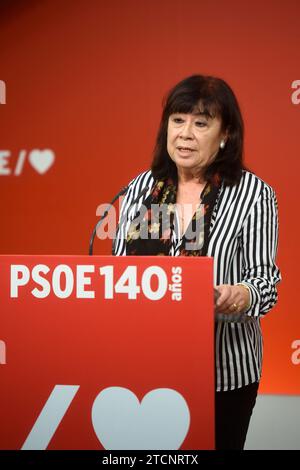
[167,111,226,176]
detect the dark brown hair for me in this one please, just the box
[151,74,247,186]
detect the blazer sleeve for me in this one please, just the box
[240,184,282,317]
[112,182,134,256]
[112,170,154,256]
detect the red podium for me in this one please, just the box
[0,255,215,450]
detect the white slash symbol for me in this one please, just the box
[21,385,80,450]
[14,150,27,176]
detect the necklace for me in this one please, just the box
[178,201,202,236]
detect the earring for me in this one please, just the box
[220,140,226,149]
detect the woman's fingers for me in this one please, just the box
[215,285,233,312]
[214,284,249,314]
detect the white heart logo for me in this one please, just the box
[28,149,55,174]
[91,387,190,450]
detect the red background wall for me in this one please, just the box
[0,0,299,394]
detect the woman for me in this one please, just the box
[113,75,281,450]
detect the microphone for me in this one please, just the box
[112,185,149,254]
[89,185,128,256]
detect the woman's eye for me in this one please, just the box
[173,117,184,123]
[196,121,207,127]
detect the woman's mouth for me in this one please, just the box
[177,146,195,155]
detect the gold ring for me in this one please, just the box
[231,303,238,311]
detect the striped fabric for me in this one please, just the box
[113,169,281,391]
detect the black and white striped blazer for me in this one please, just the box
[113,169,281,392]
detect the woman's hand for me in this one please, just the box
[214,284,250,315]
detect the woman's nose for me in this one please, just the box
[179,121,194,139]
